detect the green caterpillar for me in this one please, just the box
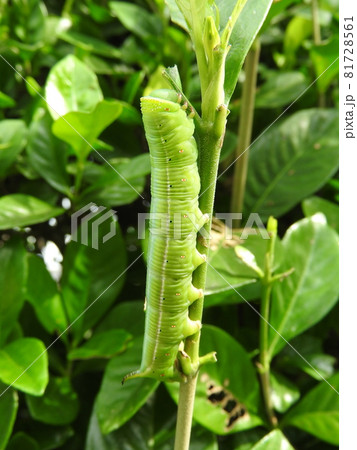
[123,89,208,382]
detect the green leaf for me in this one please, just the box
[79,155,150,207]
[59,31,122,58]
[244,109,339,220]
[109,2,162,39]
[26,377,79,425]
[171,0,212,51]
[165,0,189,32]
[42,15,71,46]
[143,65,172,96]
[251,430,294,450]
[284,16,312,68]
[82,54,133,77]
[270,371,300,413]
[155,424,218,450]
[229,428,266,449]
[302,196,339,232]
[0,382,18,449]
[61,216,127,342]
[45,55,103,119]
[162,65,183,92]
[0,338,48,396]
[0,91,16,108]
[220,129,237,162]
[122,71,145,104]
[0,237,27,346]
[268,215,339,356]
[89,400,216,450]
[11,0,46,44]
[95,336,159,433]
[88,401,217,450]
[283,373,339,445]
[177,427,217,450]
[96,301,145,337]
[0,119,27,179]
[255,71,309,109]
[86,402,154,450]
[206,235,263,291]
[260,0,300,34]
[205,232,282,307]
[7,432,40,450]
[310,37,339,94]
[115,101,142,125]
[205,247,257,303]
[68,330,131,360]
[217,0,273,103]
[0,194,64,230]
[26,254,67,334]
[277,335,337,381]
[25,424,73,450]
[26,114,71,195]
[52,100,123,159]
[25,76,41,97]
[234,246,264,278]
[166,326,263,434]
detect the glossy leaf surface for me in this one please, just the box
[268,215,339,356]
[0,194,64,230]
[0,338,48,396]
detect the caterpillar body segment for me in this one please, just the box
[123,90,207,383]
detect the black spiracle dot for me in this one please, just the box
[168,158,171,161]
[169,185,173,188]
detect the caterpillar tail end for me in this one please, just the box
[121,370,141,385]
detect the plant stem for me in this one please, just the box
[259,282,277,427]
[311,0,321,45]
[311,0,326,107]
[231,39,260,219]
[258,217,278,427]
[74,160,84,195]
[62,0,74,17]
[174,376,198,450]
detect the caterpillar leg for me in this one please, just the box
[187,284,203,304]
[192,248,206,269]
[196,211,210,229]
[178,346,194,376]
[182,317,201,338]
[178,349,217,376]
